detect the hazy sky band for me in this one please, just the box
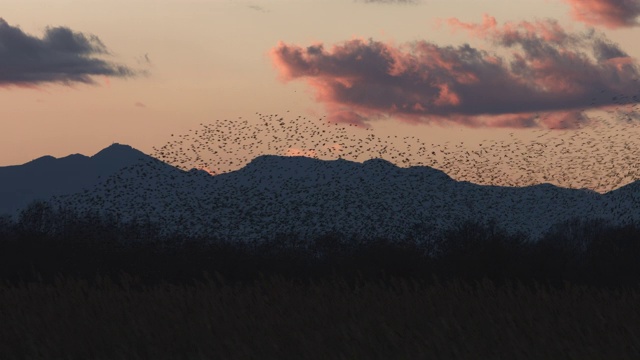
[0,0,638,169]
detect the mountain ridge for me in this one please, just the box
[0,143,152,217]
[3,143,639,244]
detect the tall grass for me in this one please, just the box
[2,205,640,358]
[2,272,640,359]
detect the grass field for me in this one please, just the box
[2,210,640,359]
[2,271,640,359]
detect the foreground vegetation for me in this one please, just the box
[3,273,640,359]
[1,203,640,358]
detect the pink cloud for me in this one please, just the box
[562,0,640,29]
[270,16,640,129]
[445,13,499,38]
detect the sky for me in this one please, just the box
[1,0,639,191]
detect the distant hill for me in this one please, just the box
[0,143,631,244]
[0,144,153,217]
[3,143,639,243]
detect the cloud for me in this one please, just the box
[561,0,640,29]
[270,15,640,129]
[136,53,152,66]
[0,18,142,87]
[247,5,269,12]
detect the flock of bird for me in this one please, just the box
[43,87,640,248]
[151,89,640,195]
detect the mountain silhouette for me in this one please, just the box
[2,143,638,244]
[0,143,152,217]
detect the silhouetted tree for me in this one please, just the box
[17,201,58,236]
[540,217,611,256]
[0,214,14,238]
[584,223,640,288]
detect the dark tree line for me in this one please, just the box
[1,200,640,291]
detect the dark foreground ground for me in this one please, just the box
[1,205,640,359]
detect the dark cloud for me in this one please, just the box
[592,37,628,61]
[247,5,269,12]
[0,18,142,87]
[562,0,640,29]
[270,15,640,129]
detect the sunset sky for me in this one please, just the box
[1,0,639,191]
